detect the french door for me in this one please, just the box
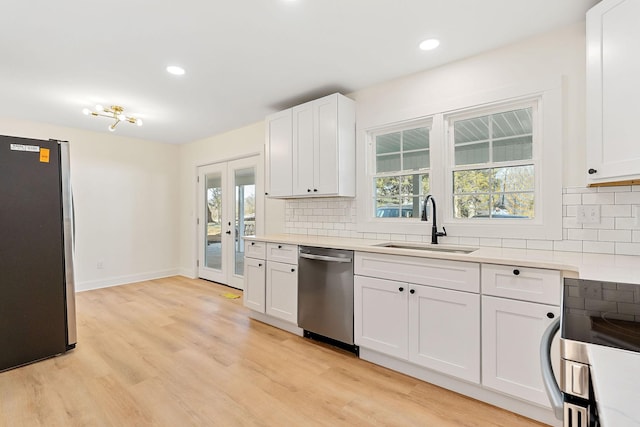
[197,156,260,289]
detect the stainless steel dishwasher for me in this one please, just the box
[298,246,356,351]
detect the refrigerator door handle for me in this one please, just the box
[540,317,563,420]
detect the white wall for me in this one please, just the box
[353,22,587,188]
[284,23,640,256]
[177,121,285,277]
[0,118,180,290]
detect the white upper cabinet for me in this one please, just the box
[586,0,640,184]
[265,93,356,198]
[265,109,293,197]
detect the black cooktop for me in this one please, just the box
[562,278,640,353]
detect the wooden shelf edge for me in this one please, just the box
[588,179,640,188]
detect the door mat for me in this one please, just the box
[221,292,241,300]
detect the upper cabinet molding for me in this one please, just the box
[586,0,640,184]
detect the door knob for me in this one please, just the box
[588,168,597,175]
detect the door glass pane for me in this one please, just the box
[205,172,222,270]
[234,167,255,276]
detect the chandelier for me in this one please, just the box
[82,104,143,132]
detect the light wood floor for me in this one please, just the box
[0,276,548,426]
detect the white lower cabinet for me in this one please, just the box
[354,275,408,359]
[244,257,265,312]
[244,241,298,326]
[481,295,560,407]
[409,285,480,383]
[354,274,480,383]
[265,261,298,324]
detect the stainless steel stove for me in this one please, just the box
[542,278,640,427]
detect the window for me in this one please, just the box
[372,124,431,219]
[449,105,536,220]
[357,81,561,240]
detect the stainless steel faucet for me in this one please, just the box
[421,194,447,244]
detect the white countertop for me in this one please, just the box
[245,234,640,284]
[588,345,640,427]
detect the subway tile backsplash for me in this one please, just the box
[284,185,640,255]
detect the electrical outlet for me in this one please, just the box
[576,205,601,224]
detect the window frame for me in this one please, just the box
[363,118,435,230]
[368,119,433,223]
[446,99,540,223]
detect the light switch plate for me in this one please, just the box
[576,205,601,224]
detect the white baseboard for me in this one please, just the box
[177,268,196,279]
[248,311,304,336]
[75,269,181,292]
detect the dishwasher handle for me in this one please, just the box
[299,253,352,263]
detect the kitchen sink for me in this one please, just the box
[374,242,477,254]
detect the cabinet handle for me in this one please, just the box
[258,263,262,267]
[251,242,255,246]
[265,192,269,195]
[398,287,404,292]
[278,245,282,249]
[307,189,311,192]
[513,269,520,276]
[547,312,555,319]
[291,268,295,273]
[410,289,415,294]
[588,168,597,175]
[225,230,231,235]
[313,189,318,192]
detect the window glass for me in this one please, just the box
[373,125,430,219]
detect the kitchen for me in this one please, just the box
[1,0,639,426]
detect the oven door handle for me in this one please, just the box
[299,253,352,263]
[540,317,563,420]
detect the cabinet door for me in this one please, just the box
[354,275,408,359]
[266,262,298,323]
[408,286,480,383]
[314,94,339,195]
[482,296,560,407]
[292,102,315,195]
[244,257,265,313]
[265,109,292,197]
[587,0,640,183]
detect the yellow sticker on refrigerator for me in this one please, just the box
[39,148,50,163]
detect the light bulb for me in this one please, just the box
[108,124,116,132]
[96,104,104,112]
[82,108,90,115]
[419,38,440,51]
[117,114,126,121]
[166,65,185,76]
[136,118,143,127]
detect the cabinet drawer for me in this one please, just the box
[481,264,561,305]
[355,252,479,293]
[246,241,266,259]
[266,243,298,265]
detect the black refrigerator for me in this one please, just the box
[0,135,77,372]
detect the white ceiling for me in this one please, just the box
[0,0,599,144]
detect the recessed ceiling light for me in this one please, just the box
[419,39,440,51]
[166,65,185,76]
